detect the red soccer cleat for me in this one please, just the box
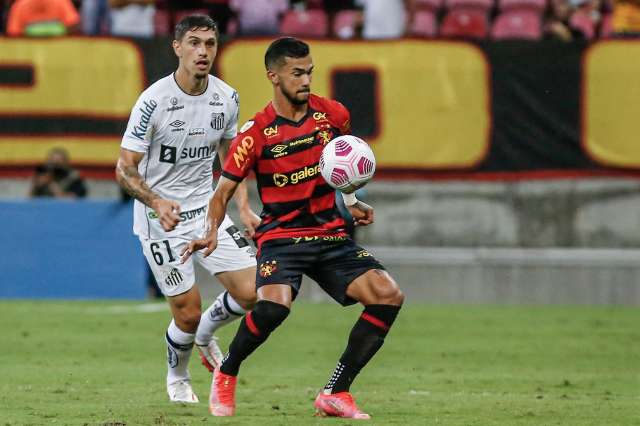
[209,368,236,416]
[314,391,371,420]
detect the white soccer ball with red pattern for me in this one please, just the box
[319,135,376,193]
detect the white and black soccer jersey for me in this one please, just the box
[121,73,239,239]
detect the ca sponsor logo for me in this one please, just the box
[313,112,328,122]
[263,126,278,137]
[233,136,254,169]
[159,144,177,163]
[130,99,157,140]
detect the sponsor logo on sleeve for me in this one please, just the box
[232,136,254,169]
[130,99,158,140]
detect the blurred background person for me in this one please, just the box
[229,0,288,36]
[356,0,411,39]
[109,0,156,38]
[544,0,583,40]
[30,147,87,199]
[81,0,111,35]
[6,0,80,36]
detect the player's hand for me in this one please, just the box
[347,201,374,226]
[151,198,182,231]
[239,208,261,239]
[180,231,218,263]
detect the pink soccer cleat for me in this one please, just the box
[314,391,371,420]
[209,367,236,416]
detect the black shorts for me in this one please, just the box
[255,236,385,306]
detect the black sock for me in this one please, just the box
[220,300,290,376]
[324,304,401,393]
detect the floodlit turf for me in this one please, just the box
[0,301,638,425]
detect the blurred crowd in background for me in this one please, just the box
[1,0,639,41]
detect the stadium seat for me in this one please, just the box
[569,10,596,39]
[333,10,360,39]
[408,10,438,37]
[498,0,545,12]
[492,10,542,39]
[446,0,494,12]
[280,10,329,37]
[440,9,490,38]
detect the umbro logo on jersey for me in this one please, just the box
[211,113,225,130]
[159,145,177,164]
[169,120,185,128]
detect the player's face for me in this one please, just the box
[173,28,217,79]
[273,56,313,106]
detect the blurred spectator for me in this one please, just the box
[6,0,80,36]
[569,0,603,38]
[544,0,583,40]
[230,0,288,35]
[30,148,87,198]
[611,0,640,34]
[356,0,410,39]
[81,0,111,35]
[109,0,155,38]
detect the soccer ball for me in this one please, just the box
[319,135,376,193]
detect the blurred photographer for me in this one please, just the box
[30,147,87,198]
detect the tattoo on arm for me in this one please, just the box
[116,162,160,207]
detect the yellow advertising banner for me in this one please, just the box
[583,41,640,168]
[218,40,491,169]
[0,38,144,116]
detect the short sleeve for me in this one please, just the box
[333,100,352,135]
[121,95,159,153]
[223,90,240,140]
[221,121,261,182]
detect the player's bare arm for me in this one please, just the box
[181,176,239,262]
[115,148,181,231]
[217,138,261,237]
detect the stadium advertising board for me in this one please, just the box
[0,38,639,177]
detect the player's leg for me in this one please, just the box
[140,236,201,403]
[209,239,307,416]
[311,241,404,418]
[195,267,256,371]
[193,216,257,370]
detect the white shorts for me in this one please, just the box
[139,215,256,297]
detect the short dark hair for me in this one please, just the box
[174,14,218,41]
[264,37,310,70]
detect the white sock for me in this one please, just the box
[166,320,195,385]
[195,291,246,346]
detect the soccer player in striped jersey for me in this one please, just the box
[116,15,260,404]
[182,37,404,419]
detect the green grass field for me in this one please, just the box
[1,301,638,425]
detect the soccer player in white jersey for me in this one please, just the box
[115,15,259,404]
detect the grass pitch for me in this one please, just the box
[0,301,638,425]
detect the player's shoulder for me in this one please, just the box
[209,75,239,103]
[141,74,174,98]
[309,94,350,127]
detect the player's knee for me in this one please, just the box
[175,308,201,333]
[373,275,404,306]
[251,300,290,334]
[234,289,258,311]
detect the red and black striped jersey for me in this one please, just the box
[222,94,351,248]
